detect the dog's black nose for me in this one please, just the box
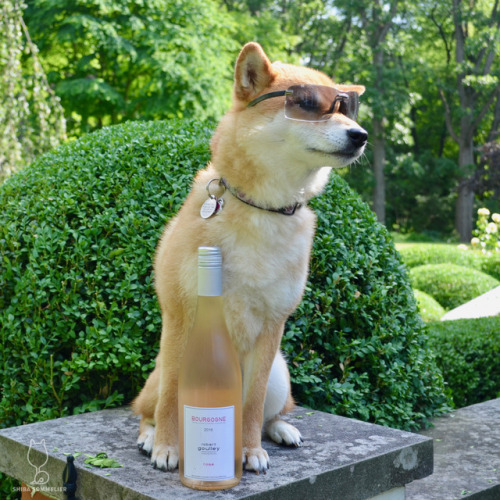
[347,128,368,148]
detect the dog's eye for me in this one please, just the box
[298,93,320,112]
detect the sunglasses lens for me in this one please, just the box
[345,91,359,120]
[285,85,327,121]
[285,85,359,122]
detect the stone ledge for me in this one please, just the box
[406,398,500,500]
[0,406,432,500]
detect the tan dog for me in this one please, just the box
[132,42,367,474]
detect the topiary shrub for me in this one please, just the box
[0,119,450,435]
[413,290,445,322]
[397,243,483,268]
[409,263,499,310]
[397,243,500,281]
[428,316,500,408]
[282,183,450,431]
[481,253,500,281]
[0,119,213,429]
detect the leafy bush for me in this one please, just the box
[480,253,500,281]
[284,184,450,430]
[397,243,480,268]
[392,231,451,243]
[0,119,213,428]
[397,243,500,281]
[428,316,500,408]
[413,290,445,322]
[0,119,449,436]
[409,264,499,310]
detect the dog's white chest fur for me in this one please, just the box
[219,209,315,352]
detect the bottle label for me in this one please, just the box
[184,405,235,481]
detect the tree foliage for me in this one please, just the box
[4,0,500,233]
[23,0,239,135]
[0,0,66,180]
[239,0,499,238]
[434,0,500,241]
[22,0,296,136]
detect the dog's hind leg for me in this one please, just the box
[264,352,303,447]
[150,315,183,472]
[132,360,159,457]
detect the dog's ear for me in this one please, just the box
[234,42,276,102]
[335,84,366,96]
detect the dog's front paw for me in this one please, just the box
[137,423,155,457]
[243,447,269,474]
[151,443,179,472]
[266,419,303,447]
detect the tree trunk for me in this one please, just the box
[455,181,474,242]
[455,137,475,242]
[371,39,387,225]
[372,117,386,224]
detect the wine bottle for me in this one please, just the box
[178,246,242,490]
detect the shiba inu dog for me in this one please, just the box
[132,42,367,474]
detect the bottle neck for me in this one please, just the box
[198,266,222,297]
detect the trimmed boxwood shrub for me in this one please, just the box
[481,253,500,281]
[428,316,500,408]
[0,119,450,434]
[413,290,445,322]
[284,185,450,430]
[0,119,213,429]
[397,243,482,268]
[409,264,499,310]
[397,243,500,281]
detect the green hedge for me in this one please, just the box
[397,243,500,281]
[284,183,451,429]
[428,316,500,408]
[409,263,499,310]
[480,253,500,281]
[0,119,213,428]
[0,119,450,435]
[413,290,445,322]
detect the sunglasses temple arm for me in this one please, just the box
[247,90,289,108]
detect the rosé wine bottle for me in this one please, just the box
[178,247,242,490]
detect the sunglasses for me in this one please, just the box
[247,84,359,122]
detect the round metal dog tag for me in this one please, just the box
[200,197,218,219]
